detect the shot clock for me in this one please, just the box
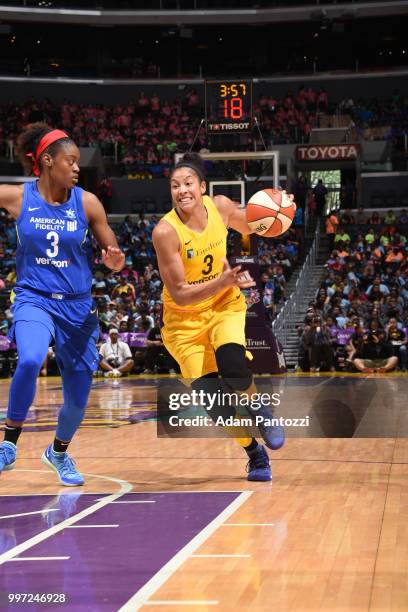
[205,79,253,134]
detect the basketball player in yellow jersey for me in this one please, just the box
[153,153,291,481]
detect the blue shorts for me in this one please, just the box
[9,287,100,372]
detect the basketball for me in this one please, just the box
[246,189,296,237]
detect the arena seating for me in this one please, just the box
[1,88,406,176]
[297,209,408,372]
[0,208,301,374]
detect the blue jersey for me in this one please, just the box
[15,181,93,295]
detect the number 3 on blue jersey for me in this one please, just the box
[46,231,59,258]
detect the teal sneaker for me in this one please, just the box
[41,445,84,487]
[0,441,17,472]
[246,445,272,482]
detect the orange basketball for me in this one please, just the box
[246,189,296,237]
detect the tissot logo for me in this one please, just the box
[208,122,250,131]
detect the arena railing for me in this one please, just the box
[272,222,320,347]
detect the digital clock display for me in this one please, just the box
[205,79,253,134]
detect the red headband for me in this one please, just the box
[26,129,69,176]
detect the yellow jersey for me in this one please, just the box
[162,195,240,312]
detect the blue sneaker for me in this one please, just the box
[0,441,17,472]
[246,445,271,482]
[246,401,285,451]
[258,417,285,451]
[41,445,84,487]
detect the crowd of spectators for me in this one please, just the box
[1,88,406,175]
[256,86,329,145]
[0,90,205,178]
[257,229,301,320]
[0,210,171,375]
[337,90,408,145]
[0,207,302,376]
[298,207,408,373]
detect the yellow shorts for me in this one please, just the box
[162,293,246,380]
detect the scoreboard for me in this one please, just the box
[205,79,253,134]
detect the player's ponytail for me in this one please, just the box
[171,152,206,182]
[16,122,73,176]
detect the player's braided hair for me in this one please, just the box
[16,122,74,176]
[171,152,206,182]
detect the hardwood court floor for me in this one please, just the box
[0,373,407,611]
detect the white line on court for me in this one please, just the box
[145,601,219,606]
[0,509,59,520]
[0,470,132,566]
[110,490,246,494]
[66,524,119,528]
[94,498,156,504]
[222,523,275,526]
[109,500,156,504]
[190,554,250,558]
[8,556,70,561]
[0,492,114,497]
[118,490,252,612]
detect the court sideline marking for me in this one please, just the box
[66,524,119,528]
[118,490,252,611]
[0,509,59,520]
[9,556,70,562]
[0,469,132,565]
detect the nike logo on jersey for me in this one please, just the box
[90,308,97,314]
[28,206,40,212]
[185,240,192,245]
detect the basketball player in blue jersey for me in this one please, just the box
[0,124,125,486]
